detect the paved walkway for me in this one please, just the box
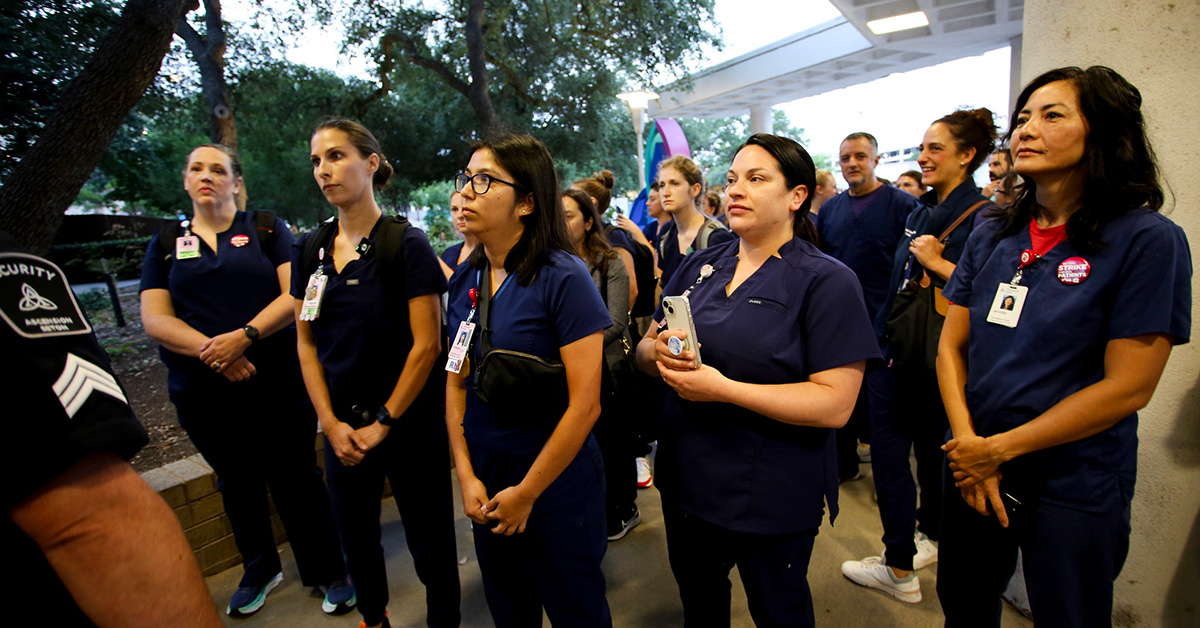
[204,464,1034,627]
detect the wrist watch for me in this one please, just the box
[242,325,259,343]
[375,406,399,427]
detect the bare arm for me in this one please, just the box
[294,300,362,466]
[936,304,975,440]
[484,332,605,535]
[140,289,209,357]
[352,294,443,451]
[446,359,490,525]
[8,452,223,627]
[946,332,1174,486]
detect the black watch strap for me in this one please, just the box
[376,406,399,427]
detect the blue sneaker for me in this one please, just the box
[227,572,283,616]
[321,576,357,614]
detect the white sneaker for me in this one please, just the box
[913,532,938,570]
[841,556,922,603]
[636,457,653,488]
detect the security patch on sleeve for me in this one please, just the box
[0,253,92,338]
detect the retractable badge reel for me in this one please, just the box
[987,250,1036,328]
[299,247,328,322]
[175,220,200,260]
[446,288,478,374]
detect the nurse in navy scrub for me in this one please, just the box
[636,134,880,628]
[293,119,460,628]
[936,66,1191,627]
[140,144,351,617]
[445,134,613,627]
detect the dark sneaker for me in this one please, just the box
[607,506,642,541]
[227,572,283,616]
[321,576,357,614]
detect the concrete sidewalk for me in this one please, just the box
[205,467,1035,627]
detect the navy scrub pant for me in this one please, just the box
[663,502,817,628]
[472,444,611,628]
[937,467,1132,628]
[865,361,947,570]
[324,411,461,628]
[592,370,637,529]
[175,389,346,590]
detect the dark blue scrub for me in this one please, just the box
[446,249,613,628]
[654,238,880,628]
[440,241,465,270]
[140,211,346,590]
[937,210,1191,627]
[868,182,996,569]
[816,184,920,477]
[290,219,460,628]
[656,218,737,287]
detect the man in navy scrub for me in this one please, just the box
[816,132,921,480]
[0,231,223,627]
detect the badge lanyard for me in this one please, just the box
[445,269,512,374]
[299,247,331,322]
[175,219,201,260]
[986,249,1040,329]
[656,262,720,333]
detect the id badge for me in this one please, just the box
[299,273,328,322]
[445,321,475,374]
[176,236,200,260]
[986,283,1028,328]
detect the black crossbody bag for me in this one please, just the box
[472,263,569,428]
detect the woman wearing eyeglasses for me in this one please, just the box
[446,135,613,627]
[292,118,460,628]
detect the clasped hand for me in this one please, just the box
[908,235,945,267]
[460,476,534,536]
[326,420,389,466]
[653,329,726,402]
[199,330,251,376]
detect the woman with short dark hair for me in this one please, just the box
[936,66,1191,626]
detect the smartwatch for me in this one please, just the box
[242,325,259,343]
[375,406,400,427]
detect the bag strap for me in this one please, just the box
[478,261,493,356]
[936,200,990,242]
[300,217,339,277]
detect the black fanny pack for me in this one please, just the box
[473,264,568,428]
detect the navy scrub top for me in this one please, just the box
[656,218,737,287]
[942,210,1191,513]
[816,185,919,327]
[446,249,611,508]
[140,211,296,396]
[440,241,465,270]
[876,181,996,337]
[653,238,881,535]
[290,219,447,415]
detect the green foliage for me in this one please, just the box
[406,180,458,254]
[0,0,120,181]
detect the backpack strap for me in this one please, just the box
[156,221,181,261]
[372,215,410,298]
[299,216,339,278]
[252,210,278,247]
[695,217,729,250]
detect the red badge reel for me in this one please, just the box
[230,234,250,247]
[1057,257,1090,284]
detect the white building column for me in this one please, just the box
[1007,34,1022,119]
[749,104,773,135]
[1023,1,1200,624]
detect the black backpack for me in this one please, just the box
[156,210,279,261]
[297,215,408,293]
[604,224,658,318]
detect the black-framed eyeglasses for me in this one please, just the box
[455,172,519,195]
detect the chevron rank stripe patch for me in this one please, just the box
[53,353,128,419]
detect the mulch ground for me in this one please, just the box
[86,289,197,472]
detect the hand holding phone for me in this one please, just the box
[661,295,702,369]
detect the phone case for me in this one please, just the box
[661,295,702,368]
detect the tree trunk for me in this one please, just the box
[177,0,244,209]
[0,0,199,253]
[464,0,502,139]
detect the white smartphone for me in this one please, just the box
[661,295,702,369]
